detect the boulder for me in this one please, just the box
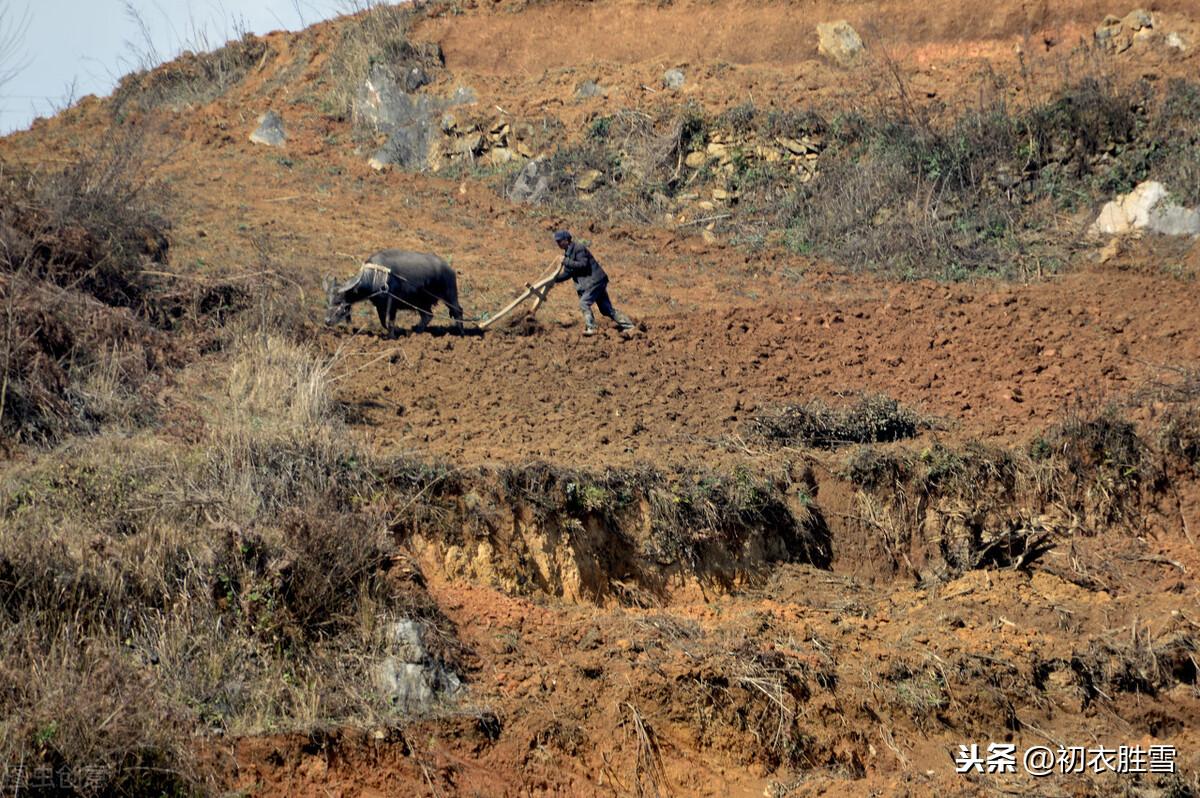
[1123,8,1153,31]
[1094,14,1127,50]
[357,64,473,171]
[249,111,286,147]
[1089,180,1200,237]
[1095,10,1154,52]
[684,151,707,168]
[456,133,484,156]
[487,147,515,166]
[510,157,552,204]
[662,68,686,90]
[576,169,604,192]
[404,66,432,92]
[576,80,605,98]
[374,618,462,714]
[817,21,865,66]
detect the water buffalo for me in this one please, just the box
[325,249,464,336]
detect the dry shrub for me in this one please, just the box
[110,33,272,115]
[0,330,468,790]
[749,394,927,449]
[0,136,210,444]
[1073,627,1198,703]
[544,105,708,224]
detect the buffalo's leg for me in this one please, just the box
[413,307,433,333]
[373,298,389,332]
[386,299,400,336]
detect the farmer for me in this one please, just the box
[552,230,635,336]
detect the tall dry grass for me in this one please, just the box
[0,320,415,795]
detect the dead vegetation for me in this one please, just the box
[110,32,272,116]
[0,137,173,443]
[0,322,467,795]
[748,393,929,449]
[540,54,1200,279]
[832,393,1200,581]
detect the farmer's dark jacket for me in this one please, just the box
[556,242,608,293]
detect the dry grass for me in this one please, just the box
[0,322,450,794]
[0,132,222,444]
[110,28,272,115]
[748,393,930,450]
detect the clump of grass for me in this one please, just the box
[111,32,271,115]
[541,105,711,225]
[749,394,928,449]
[1035,405,1156,525]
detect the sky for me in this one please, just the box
[0,0,350,133]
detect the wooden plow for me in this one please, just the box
[478,260,561,331]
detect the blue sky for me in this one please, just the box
[1,0,348,133]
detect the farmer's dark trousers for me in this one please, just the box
[579,282,617,320]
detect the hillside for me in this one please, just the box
[2,0,1200,795]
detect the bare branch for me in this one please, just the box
[0,2,32,91]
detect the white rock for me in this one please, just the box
[1093,200,1132,235]
[1125,181,1167,229]
[249,111,286,147]
[1149,205,1200,237]
[377,659,435,712]
[817,21,865,66]
[1090,180,1200,237]
[386,619,427,663]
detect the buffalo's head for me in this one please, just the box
[323,276,352,326]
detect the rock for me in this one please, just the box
[404,66,432,92]
[379,123,433,171]
[816,21,865,66]
[705,142,728,159]
[1097,237,1123,263]
[1094,14,1130,51]
[249,111,286,147]
[662,68,686,90]
[487,147,515,166]
[1123,9,1153,31]
[510,157,551,204]
[712,188,733,201]
[388,619,426,662]
[701,229,718,244]
[1095,11,1154,52]
[440,112,458,133]
[684,151,707,169]
[1150,204,1200,237]
[356,64,473,171]
[1166,32,1187,51]
[576,169,604,191]
[374,618,462,714]
[776,136,808,156]
[1089,180,1200,237]
[576,80,605,98]
[456,133,484,156]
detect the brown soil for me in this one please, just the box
[5,0,1200,794]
